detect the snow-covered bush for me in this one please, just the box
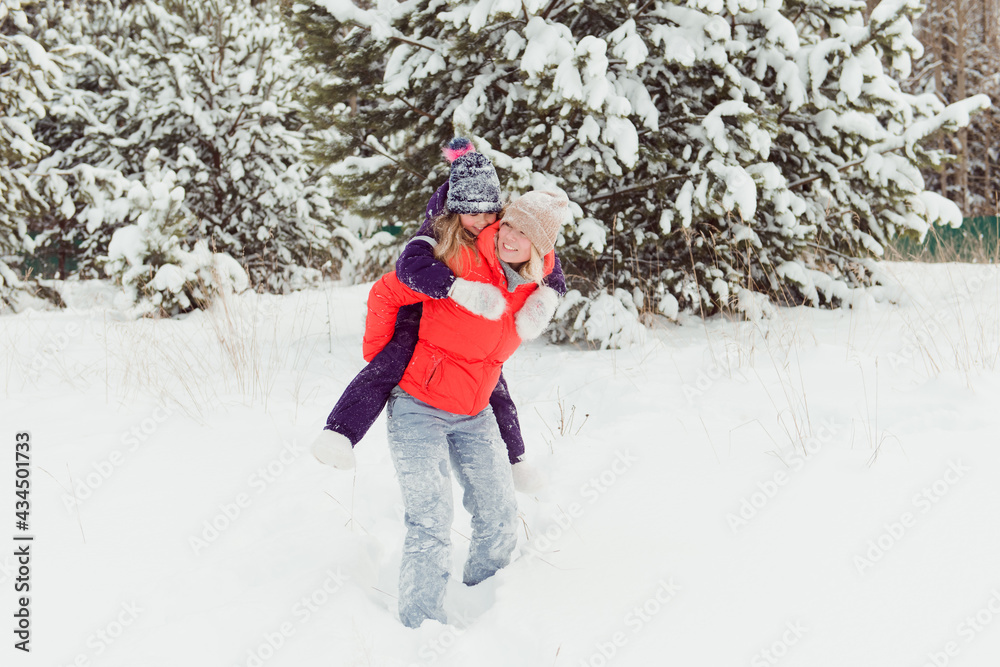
[0,0,63,306]
[29,0,348,292]
[17,0,130,280]
[293,0,987,347]
[556,288,647,350]
[104,151,249,317]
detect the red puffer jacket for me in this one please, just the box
[363,222,554,416]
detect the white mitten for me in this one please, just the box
[449,278,506,320]
[311,430,356,470]
[515,285,559,340]
[511,460,545,494]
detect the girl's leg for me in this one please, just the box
[386,389,453,628]
[447,408,518,586]
[325,304,421,444]
[489,372,525,464]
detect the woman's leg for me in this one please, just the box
[324,304,421,444]
[386,389,453,627]
[447,407,518,586]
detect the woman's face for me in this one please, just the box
[459,211,498,236]
[497,222,532,264]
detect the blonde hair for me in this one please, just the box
[432,212,479,275]
[433,204,507,275]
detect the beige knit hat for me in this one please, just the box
[501,191,568,256]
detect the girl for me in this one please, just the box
[312,139,565,488]
[362,190,568,627]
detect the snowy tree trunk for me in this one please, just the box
[956,0,970,214]
[986,0,998,50]
[911,0,999,218]
[931,0,949,199]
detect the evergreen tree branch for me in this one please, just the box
[584,175,687,205]
[805,241,873,264]
[541,1,569,20]
[633,1,655,19]
[394,96,436,120]
[788,147,905,190]
[354,138,424,180]
[389,34,437,52]
[346,22,437,52]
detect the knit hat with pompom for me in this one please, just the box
[443,138,502,215]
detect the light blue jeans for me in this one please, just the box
[386,388,518,628]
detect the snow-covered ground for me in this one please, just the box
[2,261,999,667]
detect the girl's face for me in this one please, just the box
[459,211,498,236]
[497,222,532,264]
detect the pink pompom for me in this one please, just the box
[442,137,475,163]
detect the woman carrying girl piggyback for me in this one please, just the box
[312,139,566,487]
[363,185,568,627]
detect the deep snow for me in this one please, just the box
[2,261,999,667]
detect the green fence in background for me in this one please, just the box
[891,215,999,263]
[22,238,83,279]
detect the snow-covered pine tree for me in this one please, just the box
[289,0,457,281]
[25,0,131,280]
[0,0,62,306]
[103,149,250,317]
[30,0,350,295]
[294,0,987,347]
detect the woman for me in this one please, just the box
[363,190,567,627]
[312,139,565,481]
